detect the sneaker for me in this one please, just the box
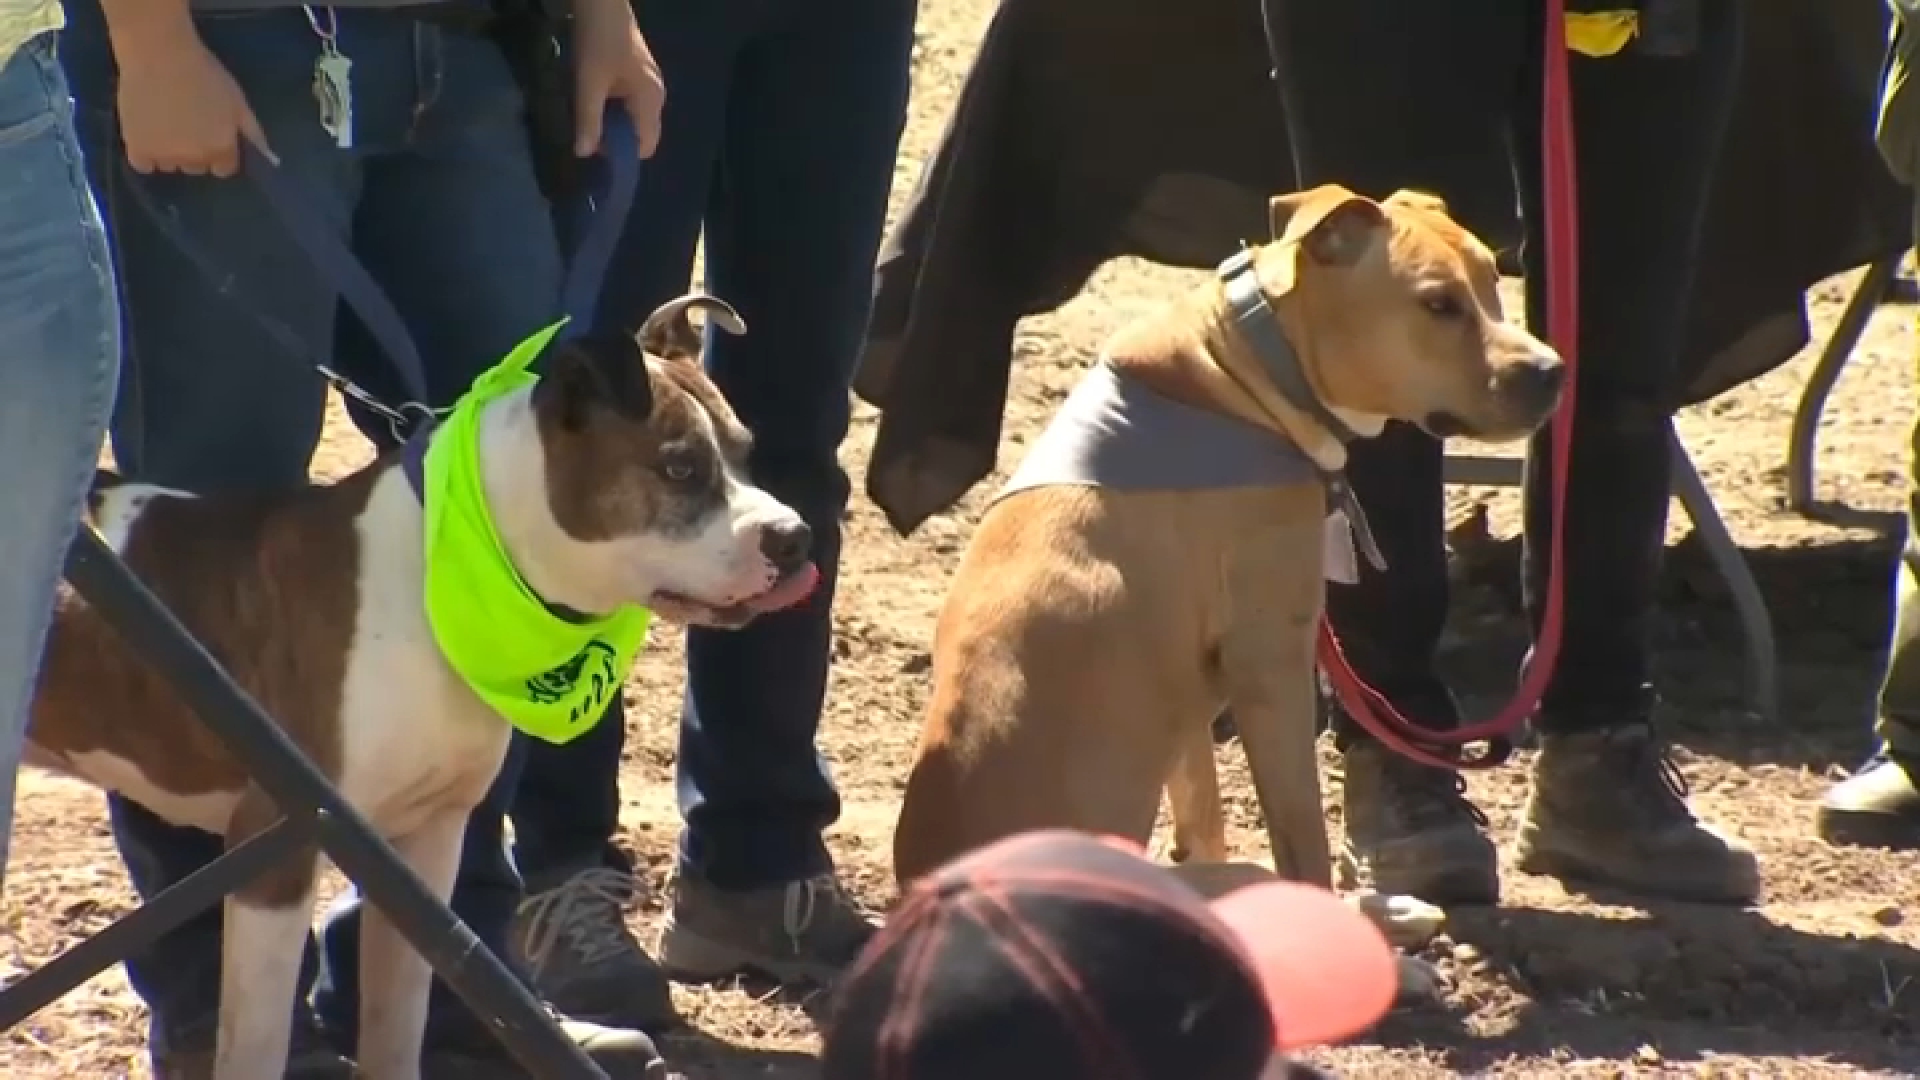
[421,1010,672,1080]
[152,1010,356,1080]
[511,865,678,1033]
[1514,724,1761,904]
[657,873,878,986]
[1341,738,1500,906]
[1818,751,1920,851]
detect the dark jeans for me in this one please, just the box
[510,0,917,892]
[1260,0,1744,737]
[60,1,562,1054]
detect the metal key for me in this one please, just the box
[305,7,354,149]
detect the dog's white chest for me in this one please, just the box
[334,472,516,833]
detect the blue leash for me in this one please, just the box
[125,108,641,438]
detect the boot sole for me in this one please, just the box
[1816,807,1920,852]
[656,923,841,988]
[1513,844,1760,905]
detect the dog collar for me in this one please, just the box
[1217,248,1385,573]
[1218,247,1361,446]
[408,320,653,745]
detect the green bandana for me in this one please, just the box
[420,319,652,744]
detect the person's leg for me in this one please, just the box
[503,0,739,1032]
[300,17,662,1077]
[1820,20,1920,852]
[0,32,120,889]
[59,3,361,1073]
[654,0,914,987]
[1818,397,1920,848]
[1260,0,1529,906]
[1502,0,1757,905]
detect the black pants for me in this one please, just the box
[1259,0,1743,735]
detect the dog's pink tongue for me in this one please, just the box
[746,562,819,614]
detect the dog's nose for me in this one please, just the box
[1504,356,1566,413]
[759,520,813,574]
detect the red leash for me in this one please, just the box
[1316,0,1581,770]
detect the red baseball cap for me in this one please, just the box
[821,829,1396,1079]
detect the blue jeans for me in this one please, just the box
[58,1,562,1055]
[0,32,120,888]
[509,0,917,892]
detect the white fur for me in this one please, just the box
[31,382,806,1080]
[1328,404,1389,439]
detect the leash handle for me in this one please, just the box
[558,108,641,340]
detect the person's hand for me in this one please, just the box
[114,27,274,177]
[570,0,665,159]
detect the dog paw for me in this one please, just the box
[1349,890,1447,950]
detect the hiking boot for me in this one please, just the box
[153,1010,356,1080]
[1515,724,1760,904]
[1340,738,1500,906]
[421,1011,672,1080]
[657,873,878,986]
[1818,752,1920,851]
[511,865,679,1033]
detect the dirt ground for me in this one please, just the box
[6,2,1920,1076]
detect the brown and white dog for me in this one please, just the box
[23,295,814,1080]
[891,187,1561,941]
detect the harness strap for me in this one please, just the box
[401,415,437,500]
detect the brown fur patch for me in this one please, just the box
[535,335,723,544]
[31,469,376,906]
[534,293,756,545]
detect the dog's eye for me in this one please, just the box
[662,461,695,483]
[1421,290,1467,319]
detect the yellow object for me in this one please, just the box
[1566,10,1639,58]
[422,318,653,745]
[0,1,62,70]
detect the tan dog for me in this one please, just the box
[892,186,1562,908]
[24,295,814,1080]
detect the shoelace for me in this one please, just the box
[1394,761,1491,830]
[516,866,641,972]
[1618,730,1693,822]
[780,874,870,951]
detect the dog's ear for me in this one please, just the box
[533,335,654,432]
[1264,185,1389,293]
[1384,189,1451,218]
[638,293,748,361]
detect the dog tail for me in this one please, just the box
[639,293,747,360]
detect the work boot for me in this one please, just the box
[421,1010,672,1079]
[152,1010,356,1080]
[1818,751,1920,851]
[658,873,878,986]
[1340,738,1500,906]
[511,865,679,1033]
[1515,724,1760,904]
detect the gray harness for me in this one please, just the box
[994,248,1386,579]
